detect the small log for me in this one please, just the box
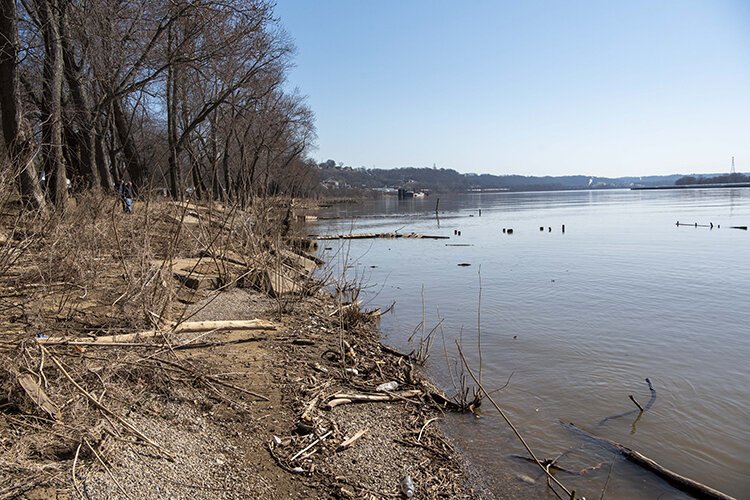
[563,421,736,500]
[38,319,277,345]
[326,390,422,409]
[171,319,277,334]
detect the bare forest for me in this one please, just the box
[1,0,319,211]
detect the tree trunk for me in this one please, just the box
[94,116,114,190]
[222,134,232,201]
[37,0,68,209]
[166,25,182,200]
[112,97,145,188]
[0,0,47,212]
[60,5,99,189]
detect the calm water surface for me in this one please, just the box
[314,189,750,499]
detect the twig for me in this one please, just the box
[148,356,269,401]
[456,341,575,499]
[599,453,616,500]
[71,442,83,499]
[486,371,515,396]
[628,395,644,412]
[417,417,439,443]
[85,439,131,499]
[290,430,332,461]
[43,347,170,458]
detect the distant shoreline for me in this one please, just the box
[631,182,750,190]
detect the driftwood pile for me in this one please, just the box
[264,298,477,498]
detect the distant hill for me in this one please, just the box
[316,161,689,193]
[675,173,750,185]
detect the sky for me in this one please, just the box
[274,0,750,177]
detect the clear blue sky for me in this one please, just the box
[275,0,750,177]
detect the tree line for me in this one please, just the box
[0,0,318,212]
[675,172,749,186]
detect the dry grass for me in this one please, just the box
[0,183,319,496]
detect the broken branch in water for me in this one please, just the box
[455,341,577,500]
[628,395,644,412]
[562,421,736,500]
[599,378,657,425]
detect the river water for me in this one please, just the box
[313,189,750,499]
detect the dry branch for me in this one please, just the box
[42,347,170,458]
[325,389,422,409]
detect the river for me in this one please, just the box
[313,188,750,499]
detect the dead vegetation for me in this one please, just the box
[0,188,484,499]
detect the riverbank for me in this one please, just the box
[0,194,492,499]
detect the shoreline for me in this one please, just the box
[81,287,493,499]
[0,196,494,499]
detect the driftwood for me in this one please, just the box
[563,421,736,500]
[326,390,422,409]
[29,336,271,350]
[312,232,450,240]
[38,319,278,345]
[171,319,277,333]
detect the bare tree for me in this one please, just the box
[0,0,47,211]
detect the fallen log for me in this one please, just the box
[326,390,422,409]
[37,319,277,345]
[311,232,450,240]
[171,319,277,334]
[562,421,736,500]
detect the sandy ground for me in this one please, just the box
[72,287,493,499]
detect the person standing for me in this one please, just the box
[122,182,133,213]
